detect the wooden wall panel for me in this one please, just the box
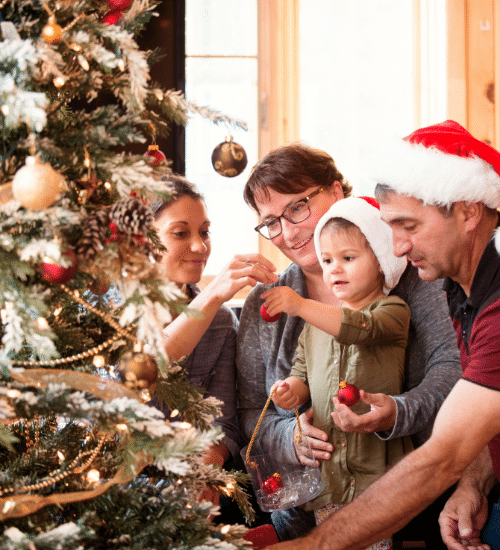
[447,0,498,147]
[467,0,495,145]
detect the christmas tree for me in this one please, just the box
[0,1,252,548]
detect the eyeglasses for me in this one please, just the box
[254,186,327,240]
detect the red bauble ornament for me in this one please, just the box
[102,10,123,25]
[260,304,281,323]
[107,0,132,10]
[262,473,284,495]
[143,144,166,166]
[40,249,78,284]
[88,278,109,296]
[337,381,360,407]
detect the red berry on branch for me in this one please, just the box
[337,381,360,407]
[260,304,281,323]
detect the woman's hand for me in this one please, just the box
[293,408,333,467]
[260,286,304,318]
[331,390,397,433]
[206,253,278,304]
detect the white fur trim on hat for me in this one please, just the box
[372,139,500,209]
[314,197,407,295]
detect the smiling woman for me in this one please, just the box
[150,175,278,499]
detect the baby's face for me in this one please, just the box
[320,229,384,309]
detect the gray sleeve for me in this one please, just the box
[236,267,307,464]
[205,308,242,459]
[382,267,462,446]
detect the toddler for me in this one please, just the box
[262,197,412,550]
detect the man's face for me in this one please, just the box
[380,192,464,282]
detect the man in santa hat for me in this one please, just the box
[265,120,500,550]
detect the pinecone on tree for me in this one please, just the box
[76,209,110,259]
[109,197,154,235]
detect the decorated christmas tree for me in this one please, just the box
[0,1,252,548]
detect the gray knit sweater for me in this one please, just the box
[236,263,462,464]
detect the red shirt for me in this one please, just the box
[444,233,500,480]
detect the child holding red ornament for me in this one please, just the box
[267,197,412,549]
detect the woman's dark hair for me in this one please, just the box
[151,175,204,220]
[243,142,352,211]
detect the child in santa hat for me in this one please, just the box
[262,196,412,550]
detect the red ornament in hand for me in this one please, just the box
[107,0,132,10]
[260,304,281,323]
[337,381,360,407]
[262,473,284,495]
[40,249,78,284]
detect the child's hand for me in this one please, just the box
[260,286,304,318]
[271,380,300,410]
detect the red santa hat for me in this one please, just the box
[314,196,407,294]
[373,120,500,209]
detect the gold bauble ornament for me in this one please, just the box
[211,136,248,177]
[42,16,63,45]
[118,350,158,390]
[12,156,64,210]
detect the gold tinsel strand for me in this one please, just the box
[0,436,106,497]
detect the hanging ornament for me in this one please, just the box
[102,10,124,26]
[40,249,78,285]
[262,473,284,495]
[143,144,166,166]
[211,136,248,177]
[88,278,110,296]
[118,348,158,390]
[12,156,64,210]
[42,16,63,45]
[107,0,132,10]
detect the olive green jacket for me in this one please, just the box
[290,295,413,509]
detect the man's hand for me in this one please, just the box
[294,408,333,466]
[438,484,491,550]
[331,390,397,434]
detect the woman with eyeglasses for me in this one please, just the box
[236,143,462,547]
[151,175,277,514]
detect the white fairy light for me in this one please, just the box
[37,317,49,330]
[93,355,105,368]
